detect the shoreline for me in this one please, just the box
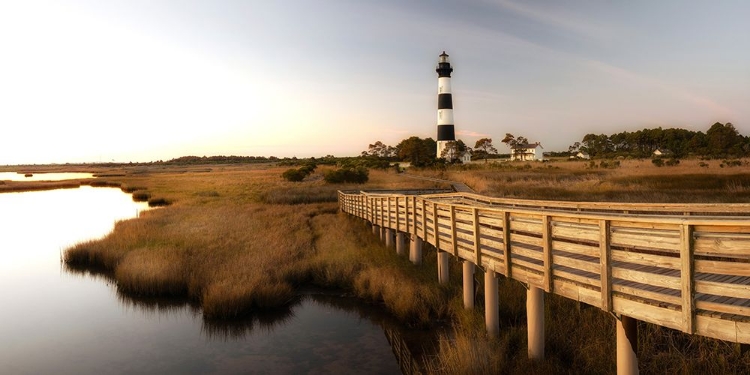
[13,162,750,374]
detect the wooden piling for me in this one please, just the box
[463,261,475,309]
[485,269,499,337]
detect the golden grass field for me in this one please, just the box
[3,159,750,374]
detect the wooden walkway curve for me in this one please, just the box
[338,189,750,346]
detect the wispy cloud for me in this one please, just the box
[456,130,490,138]
[585,60,735,117]
[487,0,615,42]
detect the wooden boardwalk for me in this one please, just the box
[338,189,750,345]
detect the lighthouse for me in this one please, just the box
[436,51,456,159]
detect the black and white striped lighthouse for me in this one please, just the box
[436,51,456,159]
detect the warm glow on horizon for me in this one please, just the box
[1,1,748,164]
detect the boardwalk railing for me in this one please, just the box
[339,190,750,345]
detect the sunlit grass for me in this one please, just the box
[38,159,750,373]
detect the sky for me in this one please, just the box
[1,0,748,164]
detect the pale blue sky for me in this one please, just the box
[1,0,748,164]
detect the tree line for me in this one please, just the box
[362,137,501,166]
[571,122,747,159]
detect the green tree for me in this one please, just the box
[706,122,743,157]
[440,140,470,163]
[474,138,498,162]
[396,136,437,167]
[363,141,396,158]
[501,133,528,151]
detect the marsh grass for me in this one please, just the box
[131,190,151,202]
[419,159,750,203]
[55,161,750,374]
[305,212,452,325]
[0,180,81,192]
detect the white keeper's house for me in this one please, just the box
[511,142,544,161]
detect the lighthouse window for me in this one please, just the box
[439,111,442,119]
[439,85,443,93]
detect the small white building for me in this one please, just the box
[576,151,590,160]
[511,143,544,161]
[460,151,472,163]
[653,149,673,157]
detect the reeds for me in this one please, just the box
[0,180,81,192]
[131,190,151,202]
[55,161,750,374]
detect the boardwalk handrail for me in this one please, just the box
[423,191,750,216]
[338,190,750,345]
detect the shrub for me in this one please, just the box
[282,163,318,182]
[282,168,307,182]
[323,167,369,184]
[298,163,317,175]
[723,159,742,167]
[665,158,680,166]
[652,158,664,167]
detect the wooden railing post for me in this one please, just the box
[542,215,552,292]
[503,212,512,278]
[433,202,440,249]
[380,198,384,228]
[421,199,427,241]
[473,208,482,267]
[411,196,418,236]
[450,205,458,256]
[681,223,695,334]
[405,196,410,234]
[600,219,612,312]
[388,196,393,228]
[395,196,400,232]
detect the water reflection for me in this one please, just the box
[1,187,405,375]
[202,300,299,341]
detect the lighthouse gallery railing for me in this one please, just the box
[338,190,750,344]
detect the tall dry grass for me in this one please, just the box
[411,158,750,203]
[63,165,446,325]
[55,161,750,373]
[306,212,451,325]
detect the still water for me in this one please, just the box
[0,172,95,181]
[0,187,401,374]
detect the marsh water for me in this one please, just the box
[0,172,95,181]
[0,187,404,374]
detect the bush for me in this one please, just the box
[282,168,306,182]
[298,163,317,175]
[652,158,664,167]
[665,158,680,166]
[281,162,318,182]
[323,167,369,184]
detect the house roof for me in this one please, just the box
[517,142,543,149]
